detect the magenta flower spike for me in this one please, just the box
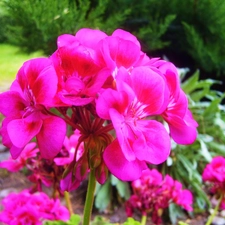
[0,58,66,159]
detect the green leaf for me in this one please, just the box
[123,217,141,225]
[116,180,131,200]
[95,179,111,211]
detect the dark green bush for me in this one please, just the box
[123,0,225,77]
[2,0,130,54]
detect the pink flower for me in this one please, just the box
[202,156,225,209]
[0,142,38,172]
[100,29,142,73]
[51,28,110,106]
[202,156,225,183]
[0,58,66,159]
[0,190,70,224]
[54,130,84,166]
[96,67,171,180]
[153,60,198,144]
[125,169,193,225]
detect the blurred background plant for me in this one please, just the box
[1,0,225,224]
[1,0,225,78]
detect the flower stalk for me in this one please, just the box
[64,191,73,215]
[206,193,223,225]
[141,215,147,225]
[83,169,97,225]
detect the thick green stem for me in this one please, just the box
[206,194,223,225]
[83,169,96,225]
[141,215,147,225]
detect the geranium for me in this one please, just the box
[0,190,70,225]
[0,142,38,172]
[0,28,198,225]
[202,156,225,209]
[125,169,193,225]
[0,58,66,159]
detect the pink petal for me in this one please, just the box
[75,28,107,48]
[168,114,198,145]
[7,119,43,148]
[101,37,140,69]
[37,116,66,159]
[109,108,136,161]
[131,67,169,114]
[112,29,141,48]
[103,139,147,181]
[0,91,26,117]
[57,34,78,47]
[133,120,171,164]
[32,65,58,105]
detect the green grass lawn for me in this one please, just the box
[0,44,44,90]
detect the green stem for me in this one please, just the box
[83,169,96,225]
[64,191,73,215]
[206,193,223,225]
[141,215,147,225]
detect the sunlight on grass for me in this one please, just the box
[0,44,45,91]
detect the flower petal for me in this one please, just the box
[133,120,171,164]
[103,139,147,181]
[7,119,43,148]
[37,116,66,159]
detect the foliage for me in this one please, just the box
[0,44,44,85]
[44,214,81,225]
[161,69,225,221]
[1,0,130,54]
[123,0,225,76]
[2,0,225,76]
[95,175,131,212]
[45,215,143,225]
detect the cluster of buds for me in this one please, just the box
[0,190,70,225]
[0,28,198,190]
[202,156,225,209]
[125,169,193,224]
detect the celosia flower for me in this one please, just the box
[125,169,193,224]
[0,190,70,224]
[0,58,66,159]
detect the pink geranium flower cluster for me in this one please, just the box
[202,156,225,209]
[0,130,84,193]
[125,169,193,224]
[0,190,70,225]
[0,28,198,188]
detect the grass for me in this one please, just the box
[0,44,44,90]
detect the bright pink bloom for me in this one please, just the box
[96,67,171,180]
[0,142,38,172]
[202,156,225,209]
[0,58,66,159]
[202,156,225,183]
[0,190,70,224]
[51,29,110,106]
[100,29,142,72]
[125,169,193,225]
[54,130,84,166]
[152,60,198,144]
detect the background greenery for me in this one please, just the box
[1,0,225,223]
[1,0,225,78]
